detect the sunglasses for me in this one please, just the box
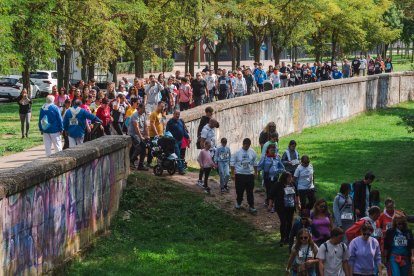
[300,236,308,240]
[362,232,371,237]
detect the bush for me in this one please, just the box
[117,58,174,75]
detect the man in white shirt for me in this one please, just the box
[230,138,258,214]
[205,69,217,102]
[359,56,367,76]
[144,74,164,114]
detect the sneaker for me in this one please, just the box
[271,207,275,213]
[224,185,229,192]
[235,203,241,209]
[197,180,204,187]
[248,207,257,214]
[220,188,226,193]
[146,163,154,168]
[203,186,210,193]
[178,171,186,175]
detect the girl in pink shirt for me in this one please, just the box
[178,77,192,111]
[197,141,216,193]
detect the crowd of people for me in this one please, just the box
[14,57,407,275]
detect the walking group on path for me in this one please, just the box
[12,57,409,276]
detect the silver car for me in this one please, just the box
[0,76,40,100]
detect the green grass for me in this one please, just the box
[65,174,286,275]
[65,101,414,275]
[0,98,44,156]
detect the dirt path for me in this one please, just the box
[151,171,281,233]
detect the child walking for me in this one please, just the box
[197,141,216,193]
[214,137,231,193]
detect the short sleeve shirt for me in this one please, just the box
[294,164,314,190]
[200,124,216,147]
[149,111,163,137]
[316,241,349,276]
[129,112,147,141]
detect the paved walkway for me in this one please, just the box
[0,145,46,172]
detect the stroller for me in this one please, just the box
[151,135,180,176]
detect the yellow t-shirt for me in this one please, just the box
[149,111,163,137]
[125,107,136,118]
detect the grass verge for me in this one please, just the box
[0,98,44,156]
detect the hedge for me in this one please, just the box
[117,58,175,74]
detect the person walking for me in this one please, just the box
[253,63,267,92]
[196,106,214,150]
[384,215,414,276]
[128,103,149,170]
[257,144,285,207]
[197,141,216,193]
[286,228,320,276]
[165,110,190,175]
[214,137,231,193]
[17,88,32,139]
[111,94,129,135]
[259,121,278,151]
[233,71,247,97]
[353,172,375,220]
[348,224,383,276]
[230,138,258,214]
[333,183,354,233]
[38,95,63,156]
[177,77,192,111]
[205,69,217,102]
[293,155,316,210]
[63,99,101,147]
[191,72,208,106]
[144,74,164,113]
[317,227,351,276]
[269,171,298,247]
[147,101,166,167]
[216,69,232,100]
[311,199,333,246]
[96,98,112,135]
[281,140,300,175]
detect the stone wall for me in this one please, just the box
[0,136,131,275]
[181,72,414,161]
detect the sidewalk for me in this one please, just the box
[0,145,46,172]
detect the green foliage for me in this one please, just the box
[117,59,175,74]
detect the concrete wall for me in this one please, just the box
[181,72,414,162]
[0,136,131,275]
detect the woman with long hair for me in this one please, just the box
[333,183,354,232]
[384,215,414,276]
[311,199,333,246]
[259,121,277,150]
[286,228,319,276]
[16,88,32,138]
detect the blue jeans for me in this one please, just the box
[291,267,316,276]
[217,162,230,189]
[389,255,410,276]
[174,140,184,173]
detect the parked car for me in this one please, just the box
[0,76,40,100]
[30,70,57,96]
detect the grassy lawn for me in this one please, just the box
[65,173,286,275]
[66,102,414,275]
[0,98,44,156]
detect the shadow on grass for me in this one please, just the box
[65,174,287,275]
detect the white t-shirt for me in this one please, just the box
[205,74,217,91]
[230,148,257,175]
[360,59,367,69]
[316,241,349,276]
[294,164,314,190]
[270,72,281,84]
[200,124,216,147]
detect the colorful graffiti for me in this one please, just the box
[0,149,126,274]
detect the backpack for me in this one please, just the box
[40,114,50,131]
[345,219,366,241]
[323,242,345,255]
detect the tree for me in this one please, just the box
[9,0,58,92]
[0,0,18,75]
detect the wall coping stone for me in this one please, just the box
[180,71,414,122]
[0,136,131,199]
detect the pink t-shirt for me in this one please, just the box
[197,149,215,169]
[178,84,192,103]
[55,94,69,107]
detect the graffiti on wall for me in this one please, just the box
[0,149,125,274]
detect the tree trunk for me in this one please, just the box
[253,35,261,63]
[134,52,144,78]
[57,50,65,89]
[189,47,195,76]
[64,48,71,91]
[213,53,219,73]
[110,60,118,83]
[81,55,87,81]
[88,61,95,82]
[331,31,337,65]
[184,45,190,74]
[236,42,241,68]
[272,44,282,66]
[227,41,235,71]
[22,63,31,94]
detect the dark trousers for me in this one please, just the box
[199,167,212,187]
[263,173,277,204]
[130,136,146,166]
[63,133,69,150]
[146,137,156,165]
[235,174,255,207]
[112,121,123,135]
[276,207,295,241]
[103,125,111,135]
[180,102,190,111]
[194,95,205,106]
[298,189,316,210]
[257,83,264,92]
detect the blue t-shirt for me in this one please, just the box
[332,71,343,79]
[218,76,231,92]
[254,69,267,85]
[391,229,409,256]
